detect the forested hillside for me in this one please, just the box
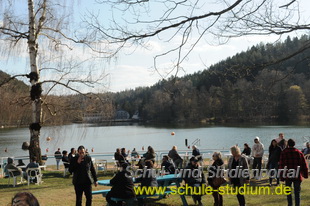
[0,71,31,126]
[1,35,310,126]
[110,35,310,123]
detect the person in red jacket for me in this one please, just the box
[279,139,308,206]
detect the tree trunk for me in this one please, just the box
[27,0,42,164]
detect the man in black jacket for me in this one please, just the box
[69,145,98,206]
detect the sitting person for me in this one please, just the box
[26,157,40,183]
[136,160,158,206]
[184,157,205,206]
[137,146,156,169]
[302,142,310,155]
[121,148,130,160]
[26,157,39,169]
[143,146,156,163]
[161,155,175,174]
[131,148,139,158]
[106,163,136,206]
[4,157,27,180]
[168,146,183,169]
[17,159,26,172]
[114,148,126,166]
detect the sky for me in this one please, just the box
[1,0,310,93]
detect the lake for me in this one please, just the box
[1,123,309,162]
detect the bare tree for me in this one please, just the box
[84,0,310,78]
[0,0,108,163]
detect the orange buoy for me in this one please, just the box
[46,136,51,141]
[171,132,175,136]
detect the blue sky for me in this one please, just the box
[1,0,310,93]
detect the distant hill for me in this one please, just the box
[1,35,310,126]
[0,70,29,93]
[103,35,310,123]
[0,70,30,126]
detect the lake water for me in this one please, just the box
[1,123,309,161]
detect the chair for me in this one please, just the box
[95,160,107,174]
[63,162,70,177]
[114,161,121,172]
[26,168,43,186]
[8,169,24,187]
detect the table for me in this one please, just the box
[18,165,46,170]
[98,174,188,205]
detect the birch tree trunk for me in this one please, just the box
[27,0,44,164]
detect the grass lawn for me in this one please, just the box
[1,168,309,206]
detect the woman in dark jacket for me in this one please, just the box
[207,152,224,206]
[267,139,281,186]
[106,163,136,206]
[241,143,251,156]
[184,156,205,206]
[143,146,156,163]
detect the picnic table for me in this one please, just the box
[96,173,188,206]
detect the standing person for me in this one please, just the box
[68,148,76,163]
[62,150,70,173]
[54,148,62,170]
[278,139,287,151]
[251,137,264,179]
[241,143,251,156]
[267,139,281,186]
[276,133,284,143]
[207,152,224,206]
[69,145,98,206]
[279,139,308,206]
[228,146,249,206]
[105,163,136,206]
[168,146,183,169]
[183,157,205,206]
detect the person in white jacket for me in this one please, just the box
[251,136,264,179]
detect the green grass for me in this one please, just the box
[1,169,309,206]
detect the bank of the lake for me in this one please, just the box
[1,123,309,161]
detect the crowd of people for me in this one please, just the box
[4,133,310,206]
[107,134,309,206]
